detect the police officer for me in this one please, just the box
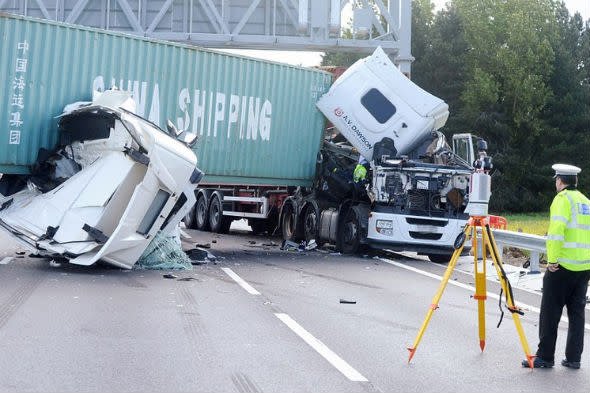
[523,164,590,369]
[353,155,368,182]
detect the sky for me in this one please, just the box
[221,0,590,67]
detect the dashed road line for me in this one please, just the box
[221,267,261,295]
[0,257,13,265]
[380,258,590,330]
[220,266,368,383]
[275,313,368,382]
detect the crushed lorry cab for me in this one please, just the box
[311,47,476,261]
[0,90,202,269]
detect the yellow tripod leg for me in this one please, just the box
[483,225,535,369]
[407,225,470,362]
[473,225,487,351]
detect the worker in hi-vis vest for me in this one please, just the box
[523,164,590,369]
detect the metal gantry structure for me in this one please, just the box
[0,0,413,72]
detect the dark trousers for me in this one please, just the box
[537,267,590,362]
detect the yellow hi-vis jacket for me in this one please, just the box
[546,188,590,271]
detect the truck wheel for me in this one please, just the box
[183,203,197,229]
[195,194,210,231]
[281,204,298,241]
[427,254,452,264]
[338,208,360,254]
[303,206,322,245]
[209,195,231,234]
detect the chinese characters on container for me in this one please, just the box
[9,40,29,145]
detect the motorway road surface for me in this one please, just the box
[0,226,588,392]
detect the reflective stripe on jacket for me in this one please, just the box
[546,189,590,271]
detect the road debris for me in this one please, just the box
[177,277,200,282]
[305,239,318,250]
[281,240,300,251]
[339,299,357,304]
[186,247,217,265]
[163,273,177,279]
[49,260,61,268]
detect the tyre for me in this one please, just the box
[338,207,360,254]
[183,202,197,229]
[209,195,231,234]
[427,253,452,264]
[195,194,210,231]
[281,203,298,241]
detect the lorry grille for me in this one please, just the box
[405,217,448,227]
[409,232,443,240]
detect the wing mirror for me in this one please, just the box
[177,131,198,148]
[166,119,182,137]
[166,119,198,148]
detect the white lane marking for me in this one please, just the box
[275,313,368,382]
[380,258,590,331]
[221,267,260,295]
[0,257,13,265]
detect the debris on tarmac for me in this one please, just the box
[339,299,357,304]
[163,273,178,279]
[305,239,318,250]
[281,240,300,251]
[177,277,200,282]
[281,240,310,252]
[186,247,217,265]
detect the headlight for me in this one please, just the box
[376,220,393,236]
[376,220,393,229]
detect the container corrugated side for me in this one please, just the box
[0,13,333,186]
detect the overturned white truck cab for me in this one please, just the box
[0,90,202,269]
[311,47,475,261]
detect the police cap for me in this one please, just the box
[552,163,581,178]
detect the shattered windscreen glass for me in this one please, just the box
[135,230,193,271]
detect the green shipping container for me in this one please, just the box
[0,12,332,186]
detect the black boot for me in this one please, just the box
[522,357,554,368]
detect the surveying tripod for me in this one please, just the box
[406,140,535,369]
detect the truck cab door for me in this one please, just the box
[451,133,475,166]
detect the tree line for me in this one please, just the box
[322,0,589,212]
